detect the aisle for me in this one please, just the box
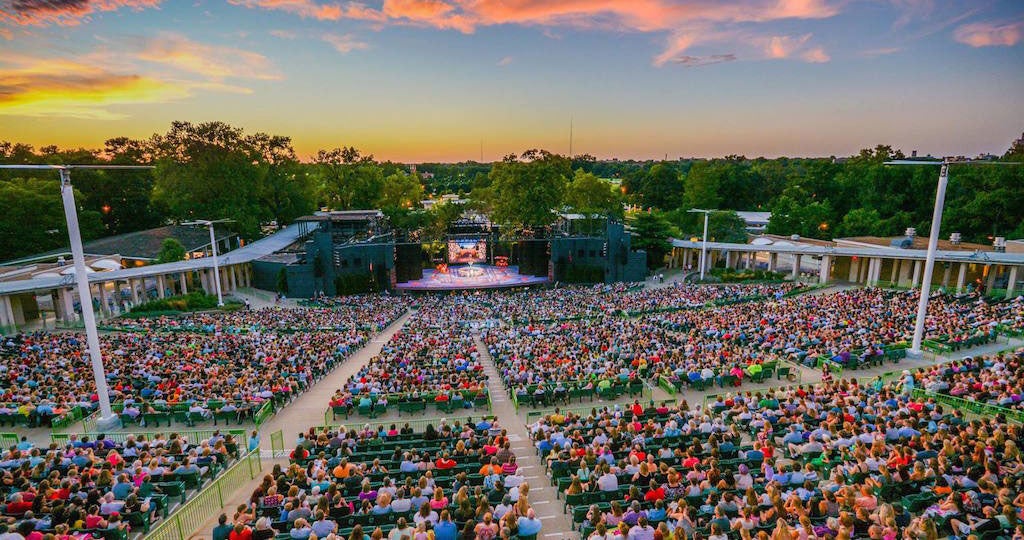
[191,309,413,536]
[474,334,578,539]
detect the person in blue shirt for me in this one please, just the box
[310,511,337,537]
[212,514,233,540]
[434,510,458,540]
[517,508,543,536]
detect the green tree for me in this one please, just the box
[838,208,882,237]
[681,161,723,210]
[477,149,570,229]
[630,211,676,270]
[310,147,385,210]
[378,170,424,210]
[150,121,291,238]
[564,169,623,218]
[638,163,683,209]
[0,178,103,260]
[156,238,186,263]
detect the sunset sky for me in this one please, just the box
[1,0,1022,162]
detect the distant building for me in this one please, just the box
[735,211,772,234]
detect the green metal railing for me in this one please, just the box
[51,428,245,446]
[319,415,494,434]
[0,433,20,449]
[524,399,675,424]
[270,429,285,458]
[911,389,1024,424]
[51,406,89,432]
[145,450,262,540]
[253,401,274,426]
[658,376,677,395]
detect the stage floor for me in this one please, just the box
[395,265,549,291]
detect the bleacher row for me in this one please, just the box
[0,429,246,539]
[255,422,541,540]
[533,378,1024,540]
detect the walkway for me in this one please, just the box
[474,334,578,540]
[192,309,414,536]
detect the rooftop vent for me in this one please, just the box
[950,233,961,246]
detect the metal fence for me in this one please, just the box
[911,389,1024,424]
[319,415,495,434]
[0,433,20,449]
[270,429,285,458]
[145,450,262,540]
[524,399,676,424]
[51,428,246,446]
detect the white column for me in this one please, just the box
[243,266,251,288]
[747,252,756,270]
[98,282,110,318]
[956,263,967,293]
[890,259,900,286]
[819,255,831,284]
[180,272,188,295]
[848,258,860,282]
[768,253,778,272]
[868,258,882,287]
[898,259,912,287]
[1007,266,1019,299]
[157,275,167,299]
[130,279,141,305]
[911,260,922,289]
[791,254,802,279]
[60,289,76,322]
[229,266,238,291]
[0,296,11,328]
[986,265,998,292]
[942,264,952,288]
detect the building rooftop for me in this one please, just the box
[837,236,994,252]
[2,224,235,266]
[296,210,383,222]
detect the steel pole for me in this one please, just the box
[60,170,115,425]
[699,212,709,281]
[910,163,949,355]
[208,224,224,306]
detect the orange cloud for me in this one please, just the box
[0,60,187,119]
[134,32,282,80]
[0,33,283,119]
[953,21,1023,47]
[0,0,161,26]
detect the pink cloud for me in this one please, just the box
[0,0,161,26]
[953,21,1023,47]
[322,32,370,53]
[135,32,282,80]
[229,0,843,65]
[801,46,829,62]
[765,33,811,58]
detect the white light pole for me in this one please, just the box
[688,208,714,281]
[0,164,152,430]
[885,158,1021,356]
[183,219,234,307]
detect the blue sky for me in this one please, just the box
[0,0,1021,161]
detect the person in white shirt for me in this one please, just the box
[597,469,619,492]
[628,517,656,540]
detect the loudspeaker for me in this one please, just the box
[395,243,423,282]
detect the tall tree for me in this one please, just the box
[564,169,623,218]
[639,163,684,209]
[0,178,103,260]
[630,211,676,270]
[477,149,570,229]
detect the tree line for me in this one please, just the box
[1,121,1020,265]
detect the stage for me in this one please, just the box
[395,264,549,291]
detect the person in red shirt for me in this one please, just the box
[644,479,665,502]
[435,453,457,469]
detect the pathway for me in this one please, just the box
[474,334,578,540]
[191,308,414,537]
